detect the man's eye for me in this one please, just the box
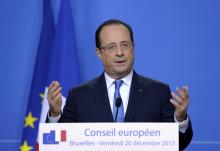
[108,45,116,50]
[122,43,129,47]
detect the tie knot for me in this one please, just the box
[115,80,123,90]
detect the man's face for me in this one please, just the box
[96,24,134,79]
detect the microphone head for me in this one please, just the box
[115,98,122,107]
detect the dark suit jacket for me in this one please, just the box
[57,71,193,150]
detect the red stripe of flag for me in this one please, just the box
[61,130,66,142]
[35,143,39,151]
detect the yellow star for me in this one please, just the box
[39,93,44,100]
[25,112,37,128]
[39,93,44,105]
[20,140,33,151]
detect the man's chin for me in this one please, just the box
[114,69,130,76]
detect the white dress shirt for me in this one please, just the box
[104,71,133,115]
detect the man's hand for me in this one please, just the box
[47,81,62,117]
[170,85,189,122]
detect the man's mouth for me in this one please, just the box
[115,60,126,65]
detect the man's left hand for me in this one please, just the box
[170,85,189,122]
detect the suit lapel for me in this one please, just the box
[93,73,114,122]
[124,71,145,122]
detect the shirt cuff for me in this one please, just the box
[174,114,189,133]
[48,112,61,123]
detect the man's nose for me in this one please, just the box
[115,46,123,56]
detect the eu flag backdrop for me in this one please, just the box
[20,0,81,150]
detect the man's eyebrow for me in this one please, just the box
[120,40,130,43]
[102,41,130,46]
[103,42,116,46]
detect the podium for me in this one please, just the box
[39,123,179,151]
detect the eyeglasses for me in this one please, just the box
[100,41,133,52]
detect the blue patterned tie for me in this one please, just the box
[113,80,124,122]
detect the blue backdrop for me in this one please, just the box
[0,0,219,150]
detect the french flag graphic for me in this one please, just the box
[55,130,66,142]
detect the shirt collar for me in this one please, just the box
[105,70,133,89]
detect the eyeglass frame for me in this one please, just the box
[99,41,133,52]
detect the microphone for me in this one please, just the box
[115,97,122,122]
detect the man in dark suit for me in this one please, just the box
[47,19,193,150]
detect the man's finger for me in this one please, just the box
[53,93,62,103]
[176,87,186,100]
[51,87,62,101]
[171,92,184,105]
[183,85,189,96]
[48,81,56,91]
[170,99,181,109]
[47,81,61,103]
[48,93,61,108]
[49,81,60,94]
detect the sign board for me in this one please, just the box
[39,123,179,151]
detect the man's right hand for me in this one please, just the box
[47,81,62,117]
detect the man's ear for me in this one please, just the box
[96,48,102,59]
